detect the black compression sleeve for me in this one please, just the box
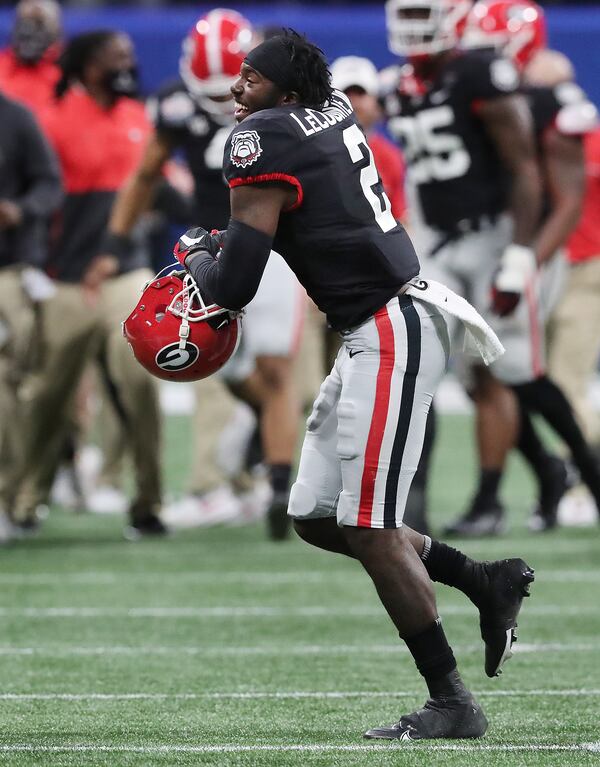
[186,218,273,311]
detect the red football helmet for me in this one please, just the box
[463,0,547,69]
[123,270,241,382]
[179,8,254,116]
[386,0,472,57]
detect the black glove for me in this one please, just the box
[173,227,226,267]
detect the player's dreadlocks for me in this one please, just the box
[55,30,117,98]
[280,30,333,109]
[245,29,333,110]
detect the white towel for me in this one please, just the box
[403,277,505,366]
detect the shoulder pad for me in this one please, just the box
[488,57,520,93]
[554,82,586,106]
[556,100,599,136]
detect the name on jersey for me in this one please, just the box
[290,100,353,137]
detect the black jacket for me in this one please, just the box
[0,92,62,268]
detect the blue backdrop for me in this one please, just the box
[1,4,599,105]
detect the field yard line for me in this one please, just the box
[0,605,595,618]
[0,569,597,585]
[0,642,597,657]
[0,743,599,754]
[1,689,600,700]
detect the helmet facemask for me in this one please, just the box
[386,0,472,57]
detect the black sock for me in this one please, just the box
[473,468,501,507]
[404,619,465,698]
[513,376,600,503]
[269,464,292,497]
[517,405,554,483]
[420,537,486,605]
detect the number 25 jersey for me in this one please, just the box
[222,91,419,331]
[384,50,520,234]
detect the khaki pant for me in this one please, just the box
[185,377,237,495]
[548,257,600,445]
[0,265,39,511]
[13,269,162,522]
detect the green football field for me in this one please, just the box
[1,413,599,766]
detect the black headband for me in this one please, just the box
[244,36,298,93]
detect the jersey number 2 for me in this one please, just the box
[343,124,396,233]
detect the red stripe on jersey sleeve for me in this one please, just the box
[229,174,304,211]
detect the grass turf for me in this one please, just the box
[0,413,599,766]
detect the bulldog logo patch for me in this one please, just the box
[230,130,263,168]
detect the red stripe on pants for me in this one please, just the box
[357,306,395,527]
[526,281,544,378]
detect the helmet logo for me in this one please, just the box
[156,342,200,371]
[230,130,263,168]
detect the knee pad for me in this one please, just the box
[288,481,318,518]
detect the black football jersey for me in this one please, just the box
[147,79,234,229]
[524,81,596,140]
[524,81,595,219]
[222,91,420,331]
[384,50,520,233]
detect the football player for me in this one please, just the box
[382,0,543,535]
[171,30,536,740]
[329,56,435,535]
[458,0,600,531]
[103,11,306,539]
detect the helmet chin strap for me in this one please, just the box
[179,314,191,350]
[178,273,193,350]
[161,268,240,351]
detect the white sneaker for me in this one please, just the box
[232,477,273,525]
[0,511,17,544]
[161,486,242,529]
[49,445,104,511]
[76,445,103,497]
[50,466,85,510]
[557,486,597,527]
[87,485,129,515]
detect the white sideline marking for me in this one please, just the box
[0,642,597,657]
[0,605,593,618]
[0,742,599,754]
[0,569,597,585]
[1,689,599,701]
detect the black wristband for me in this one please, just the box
[101,232,132,261]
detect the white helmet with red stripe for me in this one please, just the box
[180,8,254,115]
[386,0,472,57]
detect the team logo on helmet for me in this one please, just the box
[155,342,200,372]
[230,131,263,168]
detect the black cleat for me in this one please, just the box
[364,694,488,741]
[477,558,535,677]
[124,515,169,541]
[529,456,570,532]
[443,501,505,538]
[266,493,291,541]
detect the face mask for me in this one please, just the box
[12,18,54,64]
[104,66,139,98]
